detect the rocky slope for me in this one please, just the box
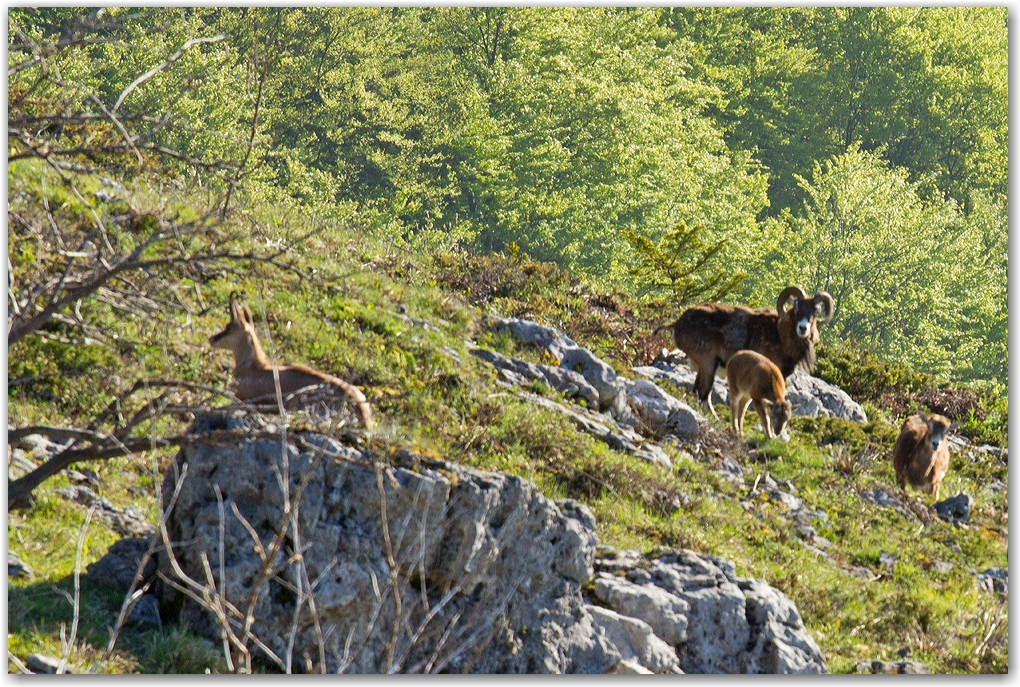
[94,411,828,673]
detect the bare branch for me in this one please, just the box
[8,428,289,503]
[57,503,97,674]
[88,94,144,166]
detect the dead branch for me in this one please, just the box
[150,405,346,673]
[58,503,97,674]
[8,427,288,504]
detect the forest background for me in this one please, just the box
[8,6,1008,389]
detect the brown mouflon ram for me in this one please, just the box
[892,412,956,501]
[209,299,375,431]
[656,285,833,420]
[726,350,792,440]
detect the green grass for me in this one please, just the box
[8,167,1007,673]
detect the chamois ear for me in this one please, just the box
[240,303,255,325]
[229,300,243,322]
[917,411,928,425]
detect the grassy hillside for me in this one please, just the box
[7,177,1008,673]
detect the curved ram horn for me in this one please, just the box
[776,285,808,316]
[813,291,835,324]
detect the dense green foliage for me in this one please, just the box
[742,147,1007,384]
[8,6,1006,384]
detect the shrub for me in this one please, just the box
[814,342,935,403]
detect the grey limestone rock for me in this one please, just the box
[855,659,929,674]
[587,605,680,674]
[607,658,654,674]
[975,567,1007,595]
[26,654,63,674]
[786,368,867,422]
[491,315,632,417]
[56,485,99,505]
[14,433,63,457]
[8,447,36,479]
[157,413,621,674]
[767,489,802,512]
[520,391,672,469]
[593,574,689,645]
[129,593,162,628]
[153,414,827,674]
[637,357,866,423]
[860,489,913,519]
[975,444,1007,463]
[87,536,157,593]
[8,551,33,581]
[633,363,730,406]
[622,378,703,438]
[471,347,600,408]
[485,318,703,442]
[487,317,633,426]
[56,487,155,537]
[492,317,579,361]
[934,492,974,522]
[592,548,827,674]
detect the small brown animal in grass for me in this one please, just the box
[726,349,792,440]
[209,299,374,431]
[892,412,956,501]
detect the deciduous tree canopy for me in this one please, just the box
[7,6,1007,385]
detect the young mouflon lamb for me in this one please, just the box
[725,349,791,441]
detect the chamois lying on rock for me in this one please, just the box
[892,412,956,501]
[209,299,375,431]
[657,286,833,419]
[726,350,791,440]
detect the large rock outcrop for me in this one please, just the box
[157,413,619,674]
[148,414,826,673]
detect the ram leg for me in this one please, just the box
[693,359,720,421]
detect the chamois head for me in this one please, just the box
[918,411,955,453]
[776,286,834,340]
[209,299,258,352]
